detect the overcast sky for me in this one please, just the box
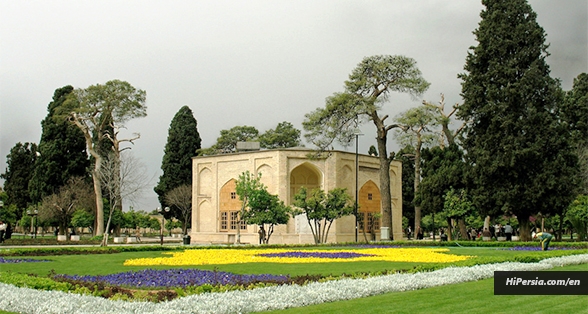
[1,0,586,211]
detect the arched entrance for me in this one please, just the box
[358,180,381,237]
[218,179,246,232]
[289,163,322,203]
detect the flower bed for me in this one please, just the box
[0,257,49,263]
[54,269,290,289]
[123,248,471,266]
[0,254,586,314]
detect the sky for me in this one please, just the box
[1,0,586,212]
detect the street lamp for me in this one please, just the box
[353,127,363,242]
[157,206,170,245]
[26,208,38,238]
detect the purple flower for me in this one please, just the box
[508,246,581,251]
[257,251,375,259]
[53,269,289,288]
[0,257,49,263]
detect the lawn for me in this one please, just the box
[259,263,588,314]
[0,244,586,313]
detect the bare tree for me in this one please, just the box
[40,177,94,236]
[99,151,151,246]
[165,184,192,235]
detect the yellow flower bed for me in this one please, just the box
[123,248,471,266]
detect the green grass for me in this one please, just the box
[259,264,588,314]
[0,247,585,278]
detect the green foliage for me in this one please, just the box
[302,55,429,231]
[154,106,201,216]
[417,144,466,216]
[293,187,354,244]
[457,0,580,238]
[243,188,292,243]
[395,146,416,226]
[29,85,90,205]
[368,145,378,156]
[566,195,588,241]
[443,188,473,219]
[1,142,37,212]
[259,121,302,149]
[71,209,94,230]
[202,125,259,155]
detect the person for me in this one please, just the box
[504,223,513,241]
[135,227,142,242]
[0,221,6,243]
[470,228,478,241]
[416,226,424,240]
[406,226,412,240]
[258,225,266,244]
[534,231,553,251]
[440,229,448,242]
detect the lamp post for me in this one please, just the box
[26,208,38,238]
[157,206,170,245]
[353,127,363,242]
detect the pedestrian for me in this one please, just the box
[0,221,6,243]
[504,223,513,241]
[258,225,266,244]
[416,226,424,240]
[135,227,142,242]
[482,227,492,241]
[533,231,553,251]
[406,226,412,240]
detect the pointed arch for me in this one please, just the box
[289,162,322,203]
[358,180,381,233]
[219,179,245,232]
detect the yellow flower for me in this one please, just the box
[123,248,471,266]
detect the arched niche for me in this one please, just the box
[257,164,273,193]
[358,180,381,233]
[289,162,322,204]
[198,168,213,196]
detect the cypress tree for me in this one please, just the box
[155,106,202,211]
[30,86,90,203]
[458,0,579,241]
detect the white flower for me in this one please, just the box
[0,254,586,314]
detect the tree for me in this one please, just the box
[235,171,265,243]
[29,86,90,204]
[394,146,416,230]
[293,187,354,244]
[99,151,150,245]
[71,209,94,235]
[40,177,94,236]
[566,195,588,241]
[368,145,378,156]
[443,187,474,240]
[241,188,291,244]
[259,121,302,149]
[164,184,192,235]
[154,106,201,221]
[303,55,429,237]
[393,105,438,233]
[417,144,467,239]
[201,126,259,155]
[562,73,588,194]
[63,80,147,235]
[457,0,580,241]
[1,142,37,213]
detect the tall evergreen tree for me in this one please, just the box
[1,143,37,212]
[458,0,580,241]
[29,86,90,203]
[155,106,201,218]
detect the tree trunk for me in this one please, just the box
[413,134,423,234]
[446,217,453,241]
[458,218,468,240]
[376,135,392,239]
[518,217,532,242]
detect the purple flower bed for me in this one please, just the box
[53,269,290,288]
[0,257,49,264]
[351,244,402,249]
[257,251,376,259]
[508,246,582,251]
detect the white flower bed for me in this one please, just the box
[0,254,586,314]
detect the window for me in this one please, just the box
[230,192,237,199]
[358,212,380,233]
[222,210,247,231]
[220,212,228,231]
[367,193,373,200]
